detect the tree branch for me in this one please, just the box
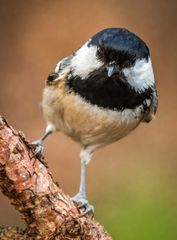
[0,116,112,239]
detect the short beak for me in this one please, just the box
[107,65,114,77]
[106,61,116,77]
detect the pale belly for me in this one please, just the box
[42,85,144,148]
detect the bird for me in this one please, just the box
[33,28,158,213]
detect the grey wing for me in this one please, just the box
[46,54,73,85]
[143,88,158,122]
[54,54,73,74]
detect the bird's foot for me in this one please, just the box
[31,139,44,158]
[71,193,94,216]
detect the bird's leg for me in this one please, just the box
[79,158,87,199]
[72,147,94,214]
[32,123,55,156]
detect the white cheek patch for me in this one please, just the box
[71,41,104,79]
[123,57,155,92]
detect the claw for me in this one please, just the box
[32,139,44,157]
[71,194,94,215]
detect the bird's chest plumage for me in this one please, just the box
[42,76,147,148]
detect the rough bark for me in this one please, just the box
[0,116,112,240]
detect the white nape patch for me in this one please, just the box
[71,41,104,79]
[123,57,155,92]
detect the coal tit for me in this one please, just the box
[33,28,158,213]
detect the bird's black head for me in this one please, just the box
[88,28,149,69]
[68,27,156,111]
[70,28,151,81]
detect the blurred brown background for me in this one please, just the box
[0,0,177,239]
